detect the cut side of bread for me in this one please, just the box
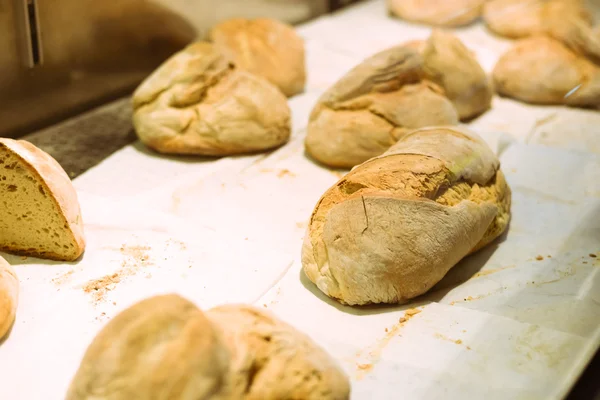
[0,256,18,340]
[0,139,85,261]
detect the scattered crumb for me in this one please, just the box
[112,301,117,306]
[472,265,516,279]
[295,221,307,229]
[357,363,373,372]
[547,255,552,258]
[277,169,295,178]
[463,296,474,301]
[83,273,121,303]
[404,308,421,317]
[385,328,388,332]
[536,255,544,261]
[435,333,466,346]
[466,346,472,350]
[583,261,588,264]
[52,269,74,285]
[245,237,248,241]
[462,330,466,333]
[83,244,154,305]
[590,253,597,258]
[399,317,407,323]
[263,304,267,308]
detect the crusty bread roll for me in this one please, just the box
[132,42,291,156]
[67,295,230,400]
[493,36,600,107]
[0,256,18,341]
[302,126,511,306]
[0,139,85,261]
[406,30,493,121]
[209,18,306,97]
[207,304,350,400]
[483,0,593,39]
[388,0,486,27]
[67,295,350,400]
[305,46,459,169]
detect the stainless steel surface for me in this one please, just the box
[0,0,332,138]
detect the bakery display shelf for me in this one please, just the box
[1,1,599,399]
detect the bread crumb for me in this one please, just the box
[384,328,388,332]
[83,244,153,304]
[263,304,267,308]
[83,273,121,303]
[399,317,407,323]
[455,339,463,344]
[52,269,74,285]
[536,255,544,261]
[466,346,472,350]
[547,255,552,258]
[404,308,421,317]
[357,363,373,371]
[277,169,295,178]
[590,253,597,258]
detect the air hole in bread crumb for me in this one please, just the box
[7,184,17,192]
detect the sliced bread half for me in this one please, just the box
[0,139,85,261]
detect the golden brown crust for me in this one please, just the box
[417,30,493,120]
[492,36,600,107]
[305,45,459,168]
[0,139,85,261]
[67,295,231,400]
[388,0,486,27]
[0,256,18,341]
[132,42,291,156]
[209,18,306,97]
[207,305,350,400]
[67,296,350,400]
[302,126,511,305]
[483,0,593,39]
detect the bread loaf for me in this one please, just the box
[0,139,85,261]
[302,126,511,306]
[0,256,18,340]
[483,0,593,39]
[67,295,350,400]
[406,30,493,120]
[132,42,291,156]
[493,36,600,107]
[207,304,350,400]
[305,46,458,169]
[388,0,486,27]
[209,18,306,97]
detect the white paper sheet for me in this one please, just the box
[1,1,599,399]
